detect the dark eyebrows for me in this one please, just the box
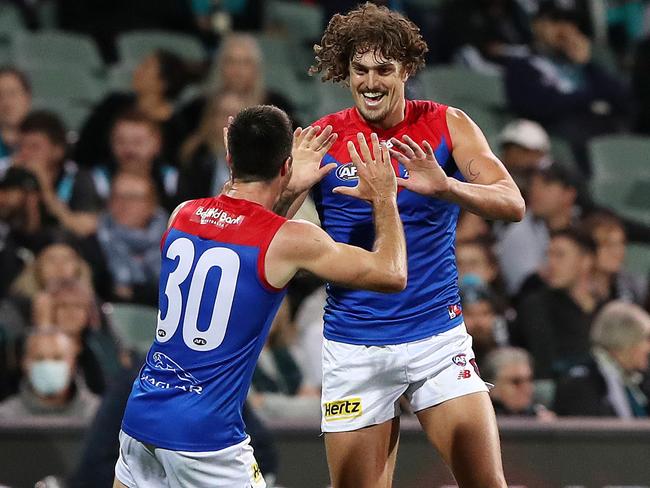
[351,61,396,71]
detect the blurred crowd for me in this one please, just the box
[1,0,650,486]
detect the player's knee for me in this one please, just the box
[470,471,507,488]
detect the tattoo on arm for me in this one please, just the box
[466,159,480,182]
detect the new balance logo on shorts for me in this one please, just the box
[457,369,472,380]
[323,397,363,421]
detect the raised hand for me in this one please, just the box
[389,135,450,197]
[334,132,397,203]
[287,125,338,194]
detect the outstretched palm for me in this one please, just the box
[288,125,338,194]
[389,135,450,197]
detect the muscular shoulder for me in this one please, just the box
[271,219,325,258]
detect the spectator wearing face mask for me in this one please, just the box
[32,279,122,395]
[0,328,99,420]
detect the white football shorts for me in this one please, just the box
[115,431,266,488]
[321,323,489,432]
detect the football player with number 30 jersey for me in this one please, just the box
[113,105,409,488]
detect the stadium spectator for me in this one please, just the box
[10,111,102,237]
[7,240,94,329]
[0,67,31,158]
[456,209,492,243]
[75,50,192,165]
[497,119,552,196]
[96,173,168,306]
[93,110,178,211]
[457,239,498,283]
[483,346,556,420]
[439,0,532,70]
[460,278,510,367]
[554,301,650,417]
[504,4,632,175]
[582,210,648,306]
[515,228,601,379]
[0,328,99,421]
[179,33,298,133]
[0,167,42,298]
[32,279,122,395]
[176,91,247,202]
[496,162,579,296]
[250,299,321,422]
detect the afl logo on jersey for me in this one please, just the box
[336,163,359,181]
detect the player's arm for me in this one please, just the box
[267,134,407,292]
[274,125,338,217]
[389,107,525,222]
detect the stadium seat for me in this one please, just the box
[25,66,105,105]
[549,136,576,166]
[0,3,25,33]
[0,4,25,65]
[460,103,510,141]
[104,303,158,355]
[312,81,352,120]
[117,30,205,67]
[32,98,91,132]
[624,243,650,278]
[11,30,104,74]
[588,135,650,225]
[255,33,294,72]
[418,66,505,109]
[264,1,324,43]
[588,135,650,179]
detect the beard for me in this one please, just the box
[356,102,391,123]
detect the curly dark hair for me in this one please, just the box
[310,2,428,83]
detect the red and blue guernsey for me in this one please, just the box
[121,195,287,452]
[313,100,464,346]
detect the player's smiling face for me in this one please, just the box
[349,49,408,129]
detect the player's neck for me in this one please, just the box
[224,180,279,210]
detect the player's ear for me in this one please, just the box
[399,63,410,82]
[226,153,232,168]
[280,156,292,177]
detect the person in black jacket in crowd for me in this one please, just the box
[554,301,650,417]
[504,4,631,175]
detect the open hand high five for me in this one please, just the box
[334,132,397,203]
[287,125,338,194]
[389,135,451,197]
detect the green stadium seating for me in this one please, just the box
[549,136,576,166]
[105,303,158,355]
[624,244,650,278]
[0,3,25,33]
[12,31,104,74]
[460,103,510,141]
[588,135,650,179]
[25,66,105,104]
[265,1,323,43]
[312,81,352,120]
[588,135,650,225]
[32,98,91,132]
[418,66,505,109]
[117,30,205,67]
